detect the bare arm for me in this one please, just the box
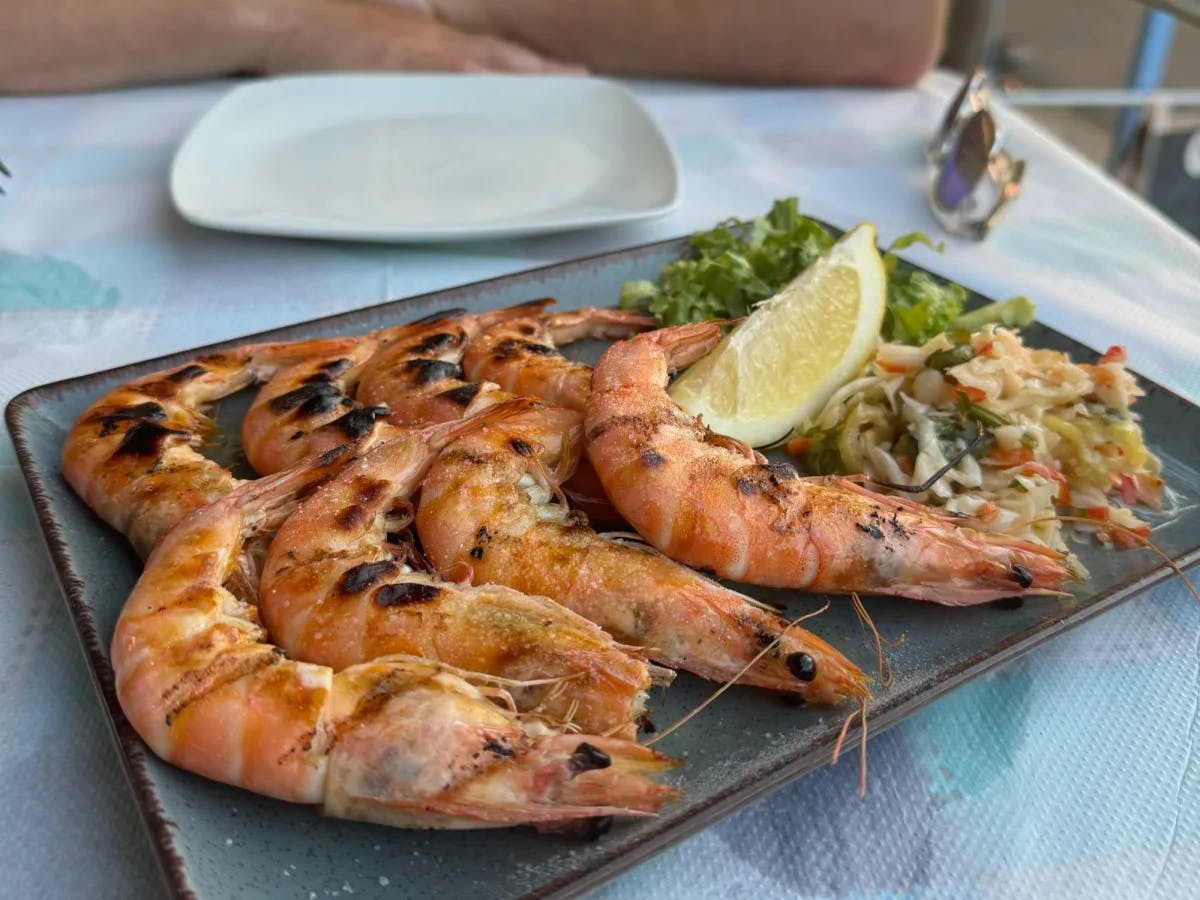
[0,0,573,94]
[433,0,948,86]
[0,0,945,94]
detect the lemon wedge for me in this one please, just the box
[669,223,886,447]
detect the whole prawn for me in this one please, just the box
[357,300,652,424]
[584,322,1076,605]
[112,450,679,831]
[415,406,869,706]
[259,406,663,738]
[240,333,394,475]
[461,303,656,413]
[61,336,359,557]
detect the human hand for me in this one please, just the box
[259,0,585,75]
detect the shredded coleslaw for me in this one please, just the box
[788,326,1164,553]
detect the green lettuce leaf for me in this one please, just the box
[620,202,974,344]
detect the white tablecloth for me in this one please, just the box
[1,70,1197,898]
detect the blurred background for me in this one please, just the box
[941,0,1200,236]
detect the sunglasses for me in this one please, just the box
[926,69,1025,240]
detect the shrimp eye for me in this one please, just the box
[786,652,818,682]
[568,742,612,773]
[1011,564,1034,588]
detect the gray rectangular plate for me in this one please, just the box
[7,236,1200,899]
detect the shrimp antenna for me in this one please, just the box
[866,422,984,494]
[1029,514,1198,606]
[644,600,831,747]
[830,696,869,797]
[850,592,904,688]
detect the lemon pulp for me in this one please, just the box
[669,223,886,447]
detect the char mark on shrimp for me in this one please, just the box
[405,358,463,385]
[353,477,391,507]
[113,421,188,457]
[374,582,442,607]
[470,525,492,560]
[334,504,371,532]
[440,383,481,407]
[298,391,351,417]
[168,364,207,383]
[162,645,282,725]
[495,339,556,359]
[338,560,401,594]
[332,406,389,440]
[483,737,515,758]
[408,332,461,354]
[443,447,492,467]
[92,402,168,436]
[508,438,534,457]
[641,450,665,468]
[319,357,354,376]
[887,509,910,539]
[763,462,798,482]
[316,444,353,468]
[856,522,885,541]
[268,382,344,413]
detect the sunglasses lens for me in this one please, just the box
[935,110,997,210]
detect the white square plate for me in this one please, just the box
[170,74,681,242]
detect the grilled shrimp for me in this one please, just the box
[240,310,503,475]
[585,322,1076,605]
[112,452,679,830]
[241,335,394,475]
[61,336,359,557]
[462,305,655,412]
[259,409,661,738]
[356,302,543,424]
[357,300,652,424]
[416,406,869,706]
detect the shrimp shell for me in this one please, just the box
[112,450,680,830]
[415,406,870,706]
[61,336,359,556]
[462,306,655,413]
[259,410,660,737]
[584,322,1077,604]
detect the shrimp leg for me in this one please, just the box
[260,408,662,738]
[415,406,870,706]
[113,449,679,830]
[584,322,1076,604]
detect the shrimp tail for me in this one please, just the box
[475,298,557,330]
[545,307,657,343]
